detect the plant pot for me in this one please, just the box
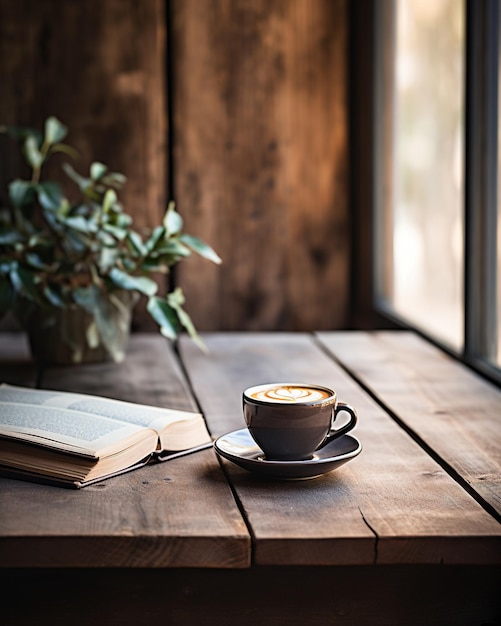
[21,291,138,365]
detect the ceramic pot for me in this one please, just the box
[22,291,138,365]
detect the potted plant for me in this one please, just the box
[0,116,221,364]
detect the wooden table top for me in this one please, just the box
[1,330,500,570]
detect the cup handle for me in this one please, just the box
[324,402,358,443]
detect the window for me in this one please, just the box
[372,0,501,383]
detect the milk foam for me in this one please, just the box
[250,385,331,403]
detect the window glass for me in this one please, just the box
[379,0,465,350]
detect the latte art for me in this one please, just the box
[250,385,331,403]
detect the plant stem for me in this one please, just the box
[31,167,40,185]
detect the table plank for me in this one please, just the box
[0,334,250,568]
[179,332,501,565]
[40,334,198,412]
[317,331,501,518]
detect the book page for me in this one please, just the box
[0,401,156,457]
[0,384,201,435]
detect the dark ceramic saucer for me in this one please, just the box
[213,428,362,480]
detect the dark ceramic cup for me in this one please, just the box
[242,382,358,461]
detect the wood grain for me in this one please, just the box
[0,334,250,568]
[0,0,167,330]
[1,0,352,332]
[317,330,501,517]
[173,0,349,331]
[179,332,501,565]
[40,334,198,413]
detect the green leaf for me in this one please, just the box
[0,260,16,273]
[101,172,127,188]
[165,286,207,351]
[61,229,89,254]
[175,305,207,352]
[151,240,191,259]
[166,286,185,308]
[44,116,67,145]
[37,182,63,210]
[0,227,23,245]
[90,162,108,181]
[96,230,116,246]
[116,213,132,227]
[50,143,79,159]
[108,267,157,296]
[120,257,136,272]
[64,215,98,234]
[56,198,71,218]
[24,135,43,169]
[9,180,35,209]
[42,208,61,231]
[9,263,40,301]
[43,284,65,307]
[1,125,42,143]
[163,201,183,236]
[138,258,168,273]
[98,247,119,272]
[102,188,117,213]
[62,163,90,192]
[103,223,127,240]
[72,285,96,310]
[28,233,54,247]
[127,230,147,256]
[26,252,48,270]
[146,296,179,340]
[73,285,128,362]
[145,225,166,253]
[179,233,222,264]
[86,320,100,349]
[68,202,87,217]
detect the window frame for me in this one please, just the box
[349,0,501,387]
[464,0,500,380]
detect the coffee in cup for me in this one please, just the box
[243,383,358,461]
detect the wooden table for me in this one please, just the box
[1,331,500,625]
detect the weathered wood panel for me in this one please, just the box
[1,0,351,332]
[173,0,349,331]
[0,0,168,329]
[0,334,250,568]
[317,330,501,518]
[179,333,501,565]
[0,332,37,385]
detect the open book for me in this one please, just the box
[0,384,212,488]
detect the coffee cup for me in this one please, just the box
[242,382,358,461]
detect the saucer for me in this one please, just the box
[213,428,362,480]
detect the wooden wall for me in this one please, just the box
[0,0,349,332]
